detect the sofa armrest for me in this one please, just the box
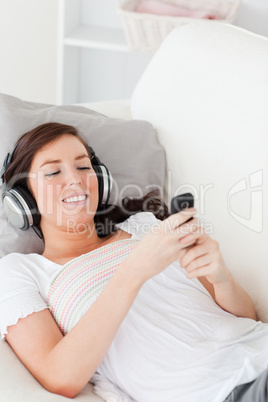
[0,339,104,401]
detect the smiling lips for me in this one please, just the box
[62,194,88,204]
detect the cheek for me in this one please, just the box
[85,174,99,214]
[28,177,43,212]
[35,181,60,215]
[85,172,98,197]
[89,176,99,209]
[91,175,99,195]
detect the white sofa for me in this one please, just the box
[1,21,268,401]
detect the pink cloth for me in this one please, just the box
[135,0,218,19]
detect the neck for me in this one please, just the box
[41,221,107,263]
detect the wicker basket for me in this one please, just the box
[117,0,242,53]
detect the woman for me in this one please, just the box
[0,122,268,402]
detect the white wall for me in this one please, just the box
[235,0,268,37]
[0,0,58,104]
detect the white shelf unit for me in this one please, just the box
[57,0,152,105]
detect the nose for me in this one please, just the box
[65,167,82,186]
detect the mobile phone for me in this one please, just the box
[170,193,194,216]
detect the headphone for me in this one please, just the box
[1,144,113,232]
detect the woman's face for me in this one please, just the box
[28,134,99,233]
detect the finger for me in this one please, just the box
[186,264,211,280]
[179,223,205,246]
[195,232,210,245]
[184,254,212,273]
[179,219,202,238]
[177,244,195,261]
[180,240,209,267]
[164,208,197,232]
[178,238,198,255]
[181,231,208,246]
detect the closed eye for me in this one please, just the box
[45,167,91,177]
[45,171,60,177]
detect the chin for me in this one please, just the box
[63,214,96,235]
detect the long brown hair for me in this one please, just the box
[4,122,169,238]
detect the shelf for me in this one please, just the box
[64,25,129,52]
[58,0,152,104]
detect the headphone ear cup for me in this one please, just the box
[16,186,40,226]
[92,163,112,209]
[2,185,40,230]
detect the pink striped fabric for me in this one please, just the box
[47,239,138,334]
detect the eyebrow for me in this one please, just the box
[40,154,90,168]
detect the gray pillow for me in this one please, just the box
[0,93,165,257]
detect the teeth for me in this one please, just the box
[63,195,87,203]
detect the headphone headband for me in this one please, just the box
[88,146,100,164]
[1,143,19,184]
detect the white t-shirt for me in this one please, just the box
[1,212,268,402]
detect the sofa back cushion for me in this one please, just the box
[131,21,268,321]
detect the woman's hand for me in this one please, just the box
[124,208,200,284]
[179,233,230,286]
[179,231,257,320]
